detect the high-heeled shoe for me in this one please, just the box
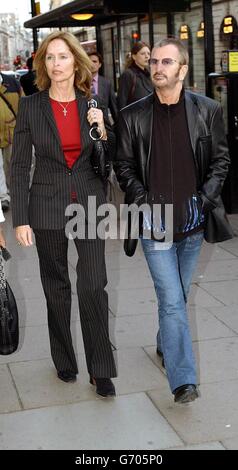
[57,370,77,383]
[90,376,116,397]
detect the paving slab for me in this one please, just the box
[189,284,225,307]
[198,337,238,384]
[194,259,238,282]
[114,313,157,348]
[0,365,21,413]
[199,280,238,305]
[218,237,238,257]
[114,348,165,395]
[148,380,238,445]
[106,251,147,271]
[108,287,157,316]
[9,358,98,409]
[168,442,225,450]
[0,324,50,365]
[107,267,152,290]
[221,437,238,450]
[6,276,44,300]
[188,307,235,341]
[207,306,238,334]
[0,393,182,450]
[199,242,237,261]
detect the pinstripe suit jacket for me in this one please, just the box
[10,88,116,229]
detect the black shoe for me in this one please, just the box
[156,348,165,368]
[90,376,116,397]
[57,370,77,383]
[174,384,199,404]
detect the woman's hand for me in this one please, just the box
[15,225,33,247]
[87,108,107,140]
[0,226,6,248]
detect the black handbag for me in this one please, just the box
[0,248,19,355]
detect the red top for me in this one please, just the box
[50,98,81,169]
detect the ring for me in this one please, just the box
[17,242,21,246]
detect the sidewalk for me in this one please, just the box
[1,209,238,450]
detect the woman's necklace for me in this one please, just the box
[50,90,75,117]
[57,101,70,117]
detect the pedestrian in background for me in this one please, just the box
[20,57,39,96]
[0,72,22,211]
[117,41,153,109]
[88,51,118,124]
[10,31,117,397]
[115,37,233,404]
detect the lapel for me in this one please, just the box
[185,91,199,155]
[138,94,154,183]
[41,89,62,150]
[139,93,154,155]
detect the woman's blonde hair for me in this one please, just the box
[33,31,92,96]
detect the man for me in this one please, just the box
[20,57,38,96]
[0,72,22,210]
[88,52,118,124]
[115,38,233,404]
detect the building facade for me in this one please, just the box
[0,13,32,70]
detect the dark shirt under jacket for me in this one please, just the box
[150,89,204,240]
[117,63,153,110]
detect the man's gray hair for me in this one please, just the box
[153,37,189,65]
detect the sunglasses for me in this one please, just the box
[149,58,181,67]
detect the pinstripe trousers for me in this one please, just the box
[34,229,117,378]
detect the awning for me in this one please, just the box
[24,0,191,29]
[23,0,137,29]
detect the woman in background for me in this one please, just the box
[117,41,153,109]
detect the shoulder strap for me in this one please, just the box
[0,90,17,119]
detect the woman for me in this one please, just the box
[117,41,153,109]
[10,31,117,397]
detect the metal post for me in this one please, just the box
[167,13,175,37]
[148,0,154,48]
[111,27,117,92]
[30,0,38,51]
[96,25,104,75]
[117,19,122,76]
[203,0,214,95]
[137,16,141,40]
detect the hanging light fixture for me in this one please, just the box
[71,13,94,21]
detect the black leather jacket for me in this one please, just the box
[115,91,233,243]
[117,64,153,110]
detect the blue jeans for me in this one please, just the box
[141,231,203,393]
